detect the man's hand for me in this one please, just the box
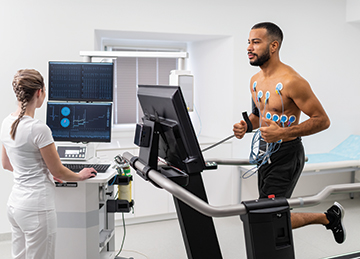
[259,118,283,143]
[233,120,247,139]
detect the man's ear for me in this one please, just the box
[270,40,279,53]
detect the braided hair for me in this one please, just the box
[10,69,44,140]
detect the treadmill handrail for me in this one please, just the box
[206,158,252,166]
[206,157,308,166]
[287,182,360,208]
[123,152,247,217]
[123,152,360,218]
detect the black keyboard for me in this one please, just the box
[63,163,111,173]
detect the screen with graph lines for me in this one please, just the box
[48,61,114,102]
[46,102,112,142]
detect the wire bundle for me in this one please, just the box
[243,129,281,179]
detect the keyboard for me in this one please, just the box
[63,163,111,173]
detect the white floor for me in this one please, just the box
[0,196,359,259]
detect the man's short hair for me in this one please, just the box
[252,22,283,49]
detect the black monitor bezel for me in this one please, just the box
[137,84,205,174]
[48,61,114,102]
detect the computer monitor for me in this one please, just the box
[136,85,205,174]
[48,61,114,102]
[46,102,112,143]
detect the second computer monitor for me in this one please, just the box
[46,102,112,143]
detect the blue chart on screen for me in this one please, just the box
[61,107,70,116]
[46,102,112,142]
[61,118,70,128]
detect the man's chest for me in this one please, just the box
[251,80,293,114]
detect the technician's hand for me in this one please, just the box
[233,120,247,139]
[259,118,282,143]
[78,167,97,180]
[53,176,63,183]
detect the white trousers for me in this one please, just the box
[7,206,57,259]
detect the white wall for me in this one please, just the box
[0,0,359,235]
[346,0,360,22]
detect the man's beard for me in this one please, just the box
[249,47,270,66]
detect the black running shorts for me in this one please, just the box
[257,137,305,199]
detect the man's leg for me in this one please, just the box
[291,212,328,229]
[291,202,346,244]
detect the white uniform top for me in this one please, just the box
[1,114,55,211]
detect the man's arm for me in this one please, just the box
[260,77,330,143]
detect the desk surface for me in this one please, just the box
[62,162,117,184]
[85,166,117,184]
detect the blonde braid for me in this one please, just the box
[10,69,44,140]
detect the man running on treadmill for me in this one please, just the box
[233,22,345,244]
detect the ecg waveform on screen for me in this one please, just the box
[72,115,106,128]
[48,62,113,101]
[48,105,59,121]
[46,103,111,142]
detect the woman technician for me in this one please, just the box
[1,69,96,259]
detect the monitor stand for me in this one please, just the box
[173,172,223,259]
[134,119,222,258]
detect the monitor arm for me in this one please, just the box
[133,119,189,187]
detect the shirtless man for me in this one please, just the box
[233,22,345,244]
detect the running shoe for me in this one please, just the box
[325,201,346,244]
